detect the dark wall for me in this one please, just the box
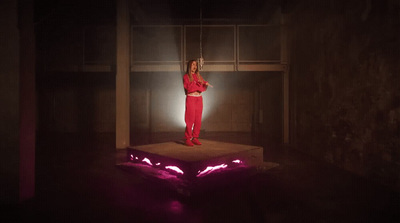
[289,0,400,190]
[37,72,116,133]
[0,0,20,204]
[257,72,283,144]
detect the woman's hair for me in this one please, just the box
[186,59,204,83]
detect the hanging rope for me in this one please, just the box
[199,0,203,59]
[199,0,204,70]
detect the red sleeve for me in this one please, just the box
[200,81,208,91]
[183,74,205,94]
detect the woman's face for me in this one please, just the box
[190,61,197,73]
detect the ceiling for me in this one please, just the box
[35,0,283,26]
[129,0,283,24]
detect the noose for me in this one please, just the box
[198,0,204,71]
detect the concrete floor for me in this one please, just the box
[2,132,399,223]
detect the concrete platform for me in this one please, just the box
[124,139,264,181]
[116,139,272,196]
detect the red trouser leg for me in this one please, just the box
[192,96,203,138]
[184,96,203,139]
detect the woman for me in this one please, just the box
[183,59,212,146]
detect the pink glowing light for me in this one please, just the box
[165,166,184,174]
[130,154,140,161]
[142,158,153,166]
[156,163,161,166]
[232,159,243,164]
[197,164,228,177]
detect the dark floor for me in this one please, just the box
[2,132,400,223]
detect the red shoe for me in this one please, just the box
[185,139,194,146]
[192,138,202,145]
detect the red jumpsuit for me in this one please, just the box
[183,73,208,140]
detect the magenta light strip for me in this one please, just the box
[130,154,139,160]
[165,166,184,174]
[197,163,228,177]
[232,159,243,164]
[130,154,244,177]
[142,158,153,166]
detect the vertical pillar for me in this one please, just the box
[116,0,130,149]
[281,13,290,144]
[19,0,36,201]
[0,0,21,204]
